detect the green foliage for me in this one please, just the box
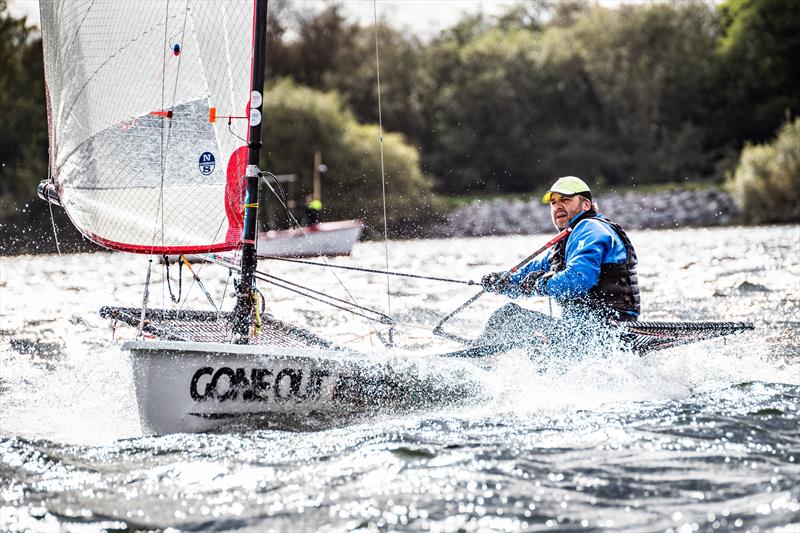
[0,3,47,220]
[267,5,427,144]
[728,118,800,223]
[569,3,720,182]
[717,0,800,144]
[424,26,603,192]
[261,80,435,233]
[423,2,721,192]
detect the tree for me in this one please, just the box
[0,1,48,224]
[716,0,800,145]
[261,80,435,235]
[270,5,427,145]
[421,2,724,193]
[568,2,721,183]
[423,25,607,193]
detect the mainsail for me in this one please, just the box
[40,1,255,253]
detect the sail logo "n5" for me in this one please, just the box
[198,152,216,175]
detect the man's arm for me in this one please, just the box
[493,254,550,297]
[540,221,611,298]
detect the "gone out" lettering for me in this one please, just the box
[190,366,330,402]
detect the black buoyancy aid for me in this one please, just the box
[547,210,640,319]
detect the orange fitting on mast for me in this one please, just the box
[149,110,173,118]
[208,109,247,123]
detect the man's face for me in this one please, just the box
[549,193,591,229]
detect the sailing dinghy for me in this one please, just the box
[37,0,753,435]
[36,0,483,434]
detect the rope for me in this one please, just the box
[180,255,219,311]
[254,270,394,326]
[152,2,188,255]
[154,1,170,253]
[138,258,154,339]
[373,0,392,326]
[217,268,233,318]
[46,184,62,255]
[261,256,477,285]
[165,256,183,303]
[194,252,396,326]
[259,171,388,343]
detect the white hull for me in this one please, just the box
[124,340,483,435]
[256,220,363,258]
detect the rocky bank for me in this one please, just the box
[437,188,740,237]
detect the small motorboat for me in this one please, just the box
[257,219,363,258]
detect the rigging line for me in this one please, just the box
[193,252,394,326]
[228,121,247,143]
[261,172,291,220]
[179,256,219,311]
[151,1,191,255]
[259,172,385,337]
[255,270,394,324]
[45,169,62,255]
[218,268,233,318]
[260,256,477,286]
[254,273,394,326]
[151,0,172,255]
[164,257,183,303]
[147,1,171,302]
[195,252,444,334]
[373,0,392,319]
[163,2,191,247]
[260,174,296,226]
[260,272,437,334]
[138,258,154,339]
[341,327,395,346]
[46,203,62,255]
[176,211,230,314]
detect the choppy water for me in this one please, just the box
[1,225,798,532]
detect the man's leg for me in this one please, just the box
[474,303,558,346]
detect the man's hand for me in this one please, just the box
[481,271,509,293]
[520,270,547,295]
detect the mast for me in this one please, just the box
[232,0,269,343]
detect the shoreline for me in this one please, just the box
[434,188,740,238]
[0,188,745,256]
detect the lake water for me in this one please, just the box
[1,225,798,531]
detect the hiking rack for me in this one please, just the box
[100,306,336,349]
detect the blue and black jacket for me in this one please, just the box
[504,210,640,319]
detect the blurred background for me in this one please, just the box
[1,0,798,252]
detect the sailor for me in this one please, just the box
[304,195,323,226]
[477,176,640,345]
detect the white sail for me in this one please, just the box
[39,0,255,253]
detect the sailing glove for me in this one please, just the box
[481,271,510,293]
[520,270,547,295]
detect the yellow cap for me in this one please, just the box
[308,199,323,211]
[541,176,591,204]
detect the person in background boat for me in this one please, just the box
[477,176,640,344]
[304,195,323,226]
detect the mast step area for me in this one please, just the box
[99,306,335,349]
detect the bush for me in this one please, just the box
[261,79,436,235]
[728,117,800,223]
